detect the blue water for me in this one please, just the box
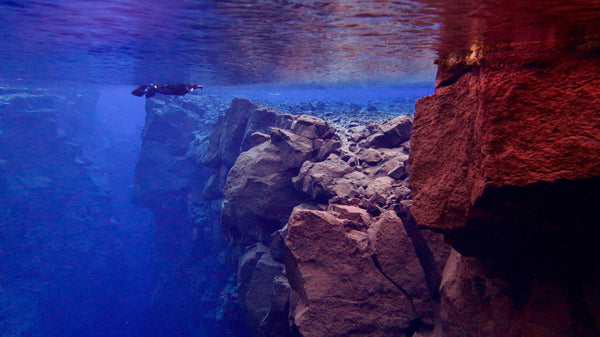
[0,0,439,85]
[3,0,598,335]
[0,83,430,337]
[0,1,441,336]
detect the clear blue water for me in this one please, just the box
[5,0,595,336]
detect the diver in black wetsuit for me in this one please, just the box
[131,84,204,98]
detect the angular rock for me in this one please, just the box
[243,104,294,152]
[365,176,395,207]
[285,208,419,337]
[367,211,435,325]
[327,204,371,228]
[290,114,336,140]
[293,153,359,203]
[202,98,293,199]
[269,128,314,170]
[262,275,292,336]
[250,132,270,147]
[202,166,229,201]
[238,243,269,303]
[203,98,253,169]
[396,201,450,302]
[315,139,342,162]
[365,115,412,148]
[387,162,406,180]
[358,148,383,165]
[222,141,309,244]
[241,248,290,337]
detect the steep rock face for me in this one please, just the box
[133,97,214,214]
[132,95,248,337]
[410,1,600,336]
[410,0,600,239]
[411,50,600,240]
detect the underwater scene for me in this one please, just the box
[1,1,599,337]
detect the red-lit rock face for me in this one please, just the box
[410,1,600,336]
[411,0,600,235]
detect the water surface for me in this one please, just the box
[1,0,440,85]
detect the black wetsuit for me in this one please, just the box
[131,84,203,98]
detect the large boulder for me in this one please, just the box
[202,98,293,199]
[222,140,308,245]
[285,207,444,337]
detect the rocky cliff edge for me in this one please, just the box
[203,98,450,337]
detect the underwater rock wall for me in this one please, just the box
[410,1,600,335]
[0,87,136,336]
[133,94,438,337]
[132,95,250,337]
[208,99,450,337]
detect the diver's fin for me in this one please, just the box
[131,85,148,97]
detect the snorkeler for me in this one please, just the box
[131,84,204,98]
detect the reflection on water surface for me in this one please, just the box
[1,0,440,85]
[1,0,597,85]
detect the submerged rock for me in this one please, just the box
[238,244,290,337]
[365,115,412,148]
[285,207,442,337]
[410,1,600,335]
[202,98,294,200]
[212,98,449,336]
[222,139,309,245]
[131,95,248,337]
